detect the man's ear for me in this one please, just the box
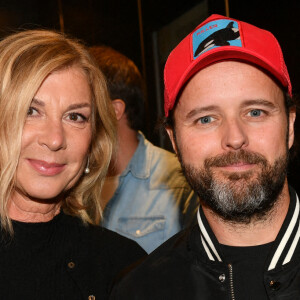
[111,99,126,121]
[166,127,178,155]
[288,107,296,149]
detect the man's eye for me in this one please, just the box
[199,116,213,124]
[249,109,262,117]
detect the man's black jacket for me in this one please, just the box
[111,188,300,299]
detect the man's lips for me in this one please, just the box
[27,159,66,176]
[216,162,256,172]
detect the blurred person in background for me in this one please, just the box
[89,46,198,253]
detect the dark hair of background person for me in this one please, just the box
[89,46,145,131]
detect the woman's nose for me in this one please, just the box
[37,119,66,151]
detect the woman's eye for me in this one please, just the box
[249,109,262,117]
[27,107,38,116]
[199,116,213,124]
[67,112,87,122]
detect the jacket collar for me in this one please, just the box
[197,187,300,270]
[121,131,152,179]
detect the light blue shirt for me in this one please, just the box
[102,132,198,253]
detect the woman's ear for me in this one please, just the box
[111,99,126,121]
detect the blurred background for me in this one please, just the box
[0,0,299,189]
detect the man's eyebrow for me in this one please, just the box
[185,105,219,119]
[241,99,277,109]
[31,98,91,110]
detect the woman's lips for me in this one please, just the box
[28,159,66,176]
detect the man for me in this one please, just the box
[89,46,198,253]
[110,14,300,299]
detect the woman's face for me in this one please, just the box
[15,66,92,201]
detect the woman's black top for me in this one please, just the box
[0,211,146,300]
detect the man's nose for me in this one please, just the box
[37,119,66,151]
[221,118,249,151]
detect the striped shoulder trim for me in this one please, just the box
[268,194,300,270]
[197,209,222,262]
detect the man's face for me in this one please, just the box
[167,61,296,223]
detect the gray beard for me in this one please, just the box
[178,149,288,224]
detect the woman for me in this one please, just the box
[0,30,146,299]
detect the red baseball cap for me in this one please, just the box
[164,14,292,117]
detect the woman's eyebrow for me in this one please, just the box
[31,98,45,107]
[31,98,91,110]
[67,103,91,110]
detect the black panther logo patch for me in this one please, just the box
[194,21,240,57]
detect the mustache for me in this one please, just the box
[204,149,267,168]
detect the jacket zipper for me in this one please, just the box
[228,264,235,300]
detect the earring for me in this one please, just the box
[84,157,90,174]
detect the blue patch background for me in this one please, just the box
[192,19,241,60]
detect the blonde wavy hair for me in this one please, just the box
[0,30,117,233]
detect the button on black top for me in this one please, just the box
[269,280,281,291]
